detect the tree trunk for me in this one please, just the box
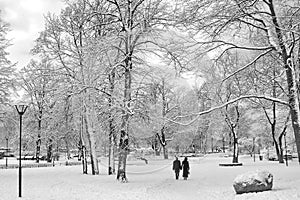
[160,80,168,159]
[278,133,285,164]
[108,118,116,175]
[64,96,71,160]
[203,135,207,154]
[162,145,168,159]
[79,112,88,174]
[224,105,240,163]
[84,104,99,175]
[117,65,132,182]
[274,139,284,163]
[64,138,70,160]
[159,128,168,159]
[153,135,160,156]
[268,0,300,163]
[46,138,53,163]
[81,145,88,174]
[211,137,214,153]
[36,117,42,163]
[270,123,284,163]
[108,69,116,175]
[222,135,225,153]
[285,67,300,163]
[117,130,129,181]
[232,137,238,163]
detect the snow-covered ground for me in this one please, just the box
[0,153,300,200]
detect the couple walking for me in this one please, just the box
[172,156,190,180]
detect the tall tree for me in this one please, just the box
[19,59,56,163]
[0,10,15,104]
[103,0,172,181]
[32,0,116,174]
[178,0,300,162]
[248,55,290,163]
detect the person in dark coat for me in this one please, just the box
[182,157,190,180]
[172,156,182,180]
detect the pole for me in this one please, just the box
[19,115,22,198]
[15,104,28,198]
[253,137,255,162]
[6,138,8,168]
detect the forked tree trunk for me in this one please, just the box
[274,139,284,163]
[84,104,99,175]
[79,113,87,174]
[224,105,240,163]
[78,133,88,174]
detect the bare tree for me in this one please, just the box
[103,0,172,181]
[32,0,126,174]
[177,0,300,162]
[0,10,15,104]
[19,59,56,163]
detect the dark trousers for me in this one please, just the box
[175,171,179,180]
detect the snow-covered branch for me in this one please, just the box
[166,94,289,126]
[223,48,273,81]
[199,40,273,51]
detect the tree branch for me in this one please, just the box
[166,94,289,126]
[223,48,273,82]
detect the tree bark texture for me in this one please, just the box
[160,79,168,159]
[285,65,300,163]
[157,128,168,159]
[232,132,239,163]
[79,112,88,174]
[117,66,131,182]
[35,116,42,163]
[117,130,129,181]
[46,138,53,163]
[84,99,99,175]
[108,70,116,175]
[225,105,240,163]
[267,0,300,163]
[108,118,116,175]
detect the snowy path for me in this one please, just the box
[0,154,300,200]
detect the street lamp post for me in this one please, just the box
[5,137,8,169]
[15,105,28,198]
[253,137,256,162]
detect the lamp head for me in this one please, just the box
[15,105,28,115]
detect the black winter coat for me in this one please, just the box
[173,159,181,172]
[182,160,190,177]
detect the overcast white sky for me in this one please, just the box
[0,0,200,90]
[0,0,64,69]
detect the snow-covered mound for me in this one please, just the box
[233,170,273,194]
